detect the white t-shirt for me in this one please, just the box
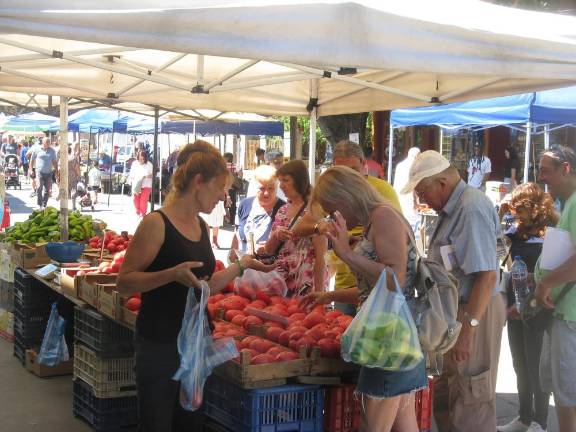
[88,167,102,187]
[467,156,491,188]
[130,161,153,188]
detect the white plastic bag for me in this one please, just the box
[341,269,423,371]
[234,268,287,298]
[172,281,238,411]
[37,302,69,366]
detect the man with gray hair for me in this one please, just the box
[402,150,505,432]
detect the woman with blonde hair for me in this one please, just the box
[117,140,271,431]
[301,166,426,432]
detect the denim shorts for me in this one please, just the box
[356,359,428,398]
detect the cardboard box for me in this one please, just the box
[97,283,121,320]
[77,273,117,307]
[59,267,99,298]
[9,243,50,269]
[25,349,73,377]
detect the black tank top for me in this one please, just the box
[136,211,215,342]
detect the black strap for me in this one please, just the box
[274,201,307,256]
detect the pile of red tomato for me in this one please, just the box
[88,231,132,254]
[208,287,353,365]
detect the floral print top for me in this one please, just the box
[272,204,325,297]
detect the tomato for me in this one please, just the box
[287,305,303,315]
[103,266,114,274]
[267,347,285,358]
[225,310,245,322]
[247,300,267,310]
[214,260,225,272]
[240,336,258,350]
[125,297,141,311]
[243,315,263,330]
[239,348,258,361]
[297,336,316,355]
[317,338,341,358]
[266,326,284,343]
[287,313,306,325]
[276,351,299,362]
[255,291,271,305]
[278,331,291,347]
[76,270,86,277]
[325,310,344,320]
[269,296,287,307]
[251,354,274,365]
[111,263,121,274]
[303,312,325,329]
[231,315,246,327]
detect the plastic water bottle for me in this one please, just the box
[511,256,529,311]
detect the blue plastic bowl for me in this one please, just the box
[45,241,86,263]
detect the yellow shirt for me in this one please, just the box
[333,175,402,290]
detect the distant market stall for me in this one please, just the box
[390,86,576,183]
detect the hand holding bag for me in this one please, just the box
[521,281,575,331]
[341,268,423,371]
[172,281,239,411]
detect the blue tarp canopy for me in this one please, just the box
[3,112,58,131]
[161,120,284,136]
[48,109,155,133]
[391,86,576,127]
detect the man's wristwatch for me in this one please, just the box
[463,311,479,328]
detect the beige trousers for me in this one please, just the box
[433,293,506,432]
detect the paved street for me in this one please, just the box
[4,180,560,431]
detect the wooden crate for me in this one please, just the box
[215,350,309,389]
[119,304,138,329]
[308,348,359,377]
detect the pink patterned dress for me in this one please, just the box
[271,204,323,297]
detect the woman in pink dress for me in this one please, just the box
[263,160,327,297]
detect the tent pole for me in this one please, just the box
[308,79,318,185]
[439,127,444,156]
[544,124,550,150]
[58,97,69,242]
[387,122,394,183]
[107,131,114,206]
[523,122,531,184]
[151,106,159,212]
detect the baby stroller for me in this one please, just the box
[4,155,21,189]
[73,180,94,212]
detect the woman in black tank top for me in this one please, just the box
[117,141,273,432]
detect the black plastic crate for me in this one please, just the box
[13,280,55,309]
[74,307,134,359]
[73,378,138,432]
[14,267,33,289]
[0,279,14,312]
[14,327,44,348]
[13,305,51,339]
[13,338,26,365]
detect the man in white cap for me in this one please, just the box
[402,150,505,432]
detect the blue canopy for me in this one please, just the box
[161,120,284,136]
[391,86,576,127]
[3,112,58,131]
[48,109,125,133]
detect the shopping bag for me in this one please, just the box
[37,302,69,366]
[341,268,423,371]
[173,281,238,411]
[234,268,287,298]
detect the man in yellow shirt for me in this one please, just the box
[291,140,401,315]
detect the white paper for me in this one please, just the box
[541,227,575,270]
[440,245,458,272]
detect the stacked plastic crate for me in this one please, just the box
[72,305,137,431]
[0,247,15,341]
[12,267,56,364]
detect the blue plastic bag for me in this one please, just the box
[37,302,69,366]
[173,281,238,411]
[341,268,423,371]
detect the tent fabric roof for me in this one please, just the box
[0,1,575,116]
[3,111,58,131]
[391,86,576,127]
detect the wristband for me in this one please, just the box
[236,260,245,277]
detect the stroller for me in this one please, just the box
[73,180,94,212]
[4,154,21,189]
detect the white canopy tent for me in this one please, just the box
[1,0,576,185]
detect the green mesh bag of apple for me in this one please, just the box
[341,269,423,371]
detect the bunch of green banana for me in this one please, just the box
[2,207,97,244]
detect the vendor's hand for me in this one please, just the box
[239,254,276,273]
[228,249,239,264]
[256,246,266,256]
[535,281,555,310]
[449,326,474,364]
[315,219,332,236]
[325,211,352,258]
[274,227,293,242]
[299,291,334,312]
[507,305,521,320]
[172,261,204,287]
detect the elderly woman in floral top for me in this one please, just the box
[263,160,327,296]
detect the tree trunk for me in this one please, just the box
[318,113,369,148]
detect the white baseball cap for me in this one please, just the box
[401,150,451,194]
